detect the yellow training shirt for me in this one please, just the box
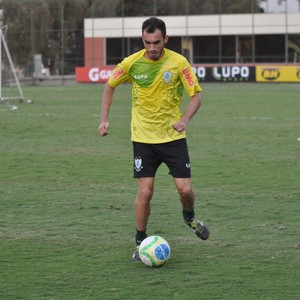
[108,48,202,143]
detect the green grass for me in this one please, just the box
[0,83,299,299]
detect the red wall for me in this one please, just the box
[84,37,105,67]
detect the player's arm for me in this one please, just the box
[98,82,115,137]
[172,92,201,133]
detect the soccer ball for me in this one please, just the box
[139,235,171,267]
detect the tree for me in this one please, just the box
[1,0,92,75]
[0,0,296,75]
[115,0,263,16]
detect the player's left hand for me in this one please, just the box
[172,120,186,133]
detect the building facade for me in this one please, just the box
[83,11,300,67]
[77,0,300,83]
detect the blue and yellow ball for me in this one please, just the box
[139,235,171,267]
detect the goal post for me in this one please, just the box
[0,26,24,103]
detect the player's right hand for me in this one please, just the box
[98,122,109,137]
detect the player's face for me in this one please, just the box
[142,29,168,61]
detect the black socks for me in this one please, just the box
[135,229,147,245]
[182,209,195,222]
[135,209,195,245]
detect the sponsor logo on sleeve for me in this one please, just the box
[112,68,124,81]
[182,67,194,87]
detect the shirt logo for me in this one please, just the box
[112,68,124,81]
[163,71,172,83]
[134,74,148,80]
[182,68,194,86]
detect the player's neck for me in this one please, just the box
[144,49,165,61]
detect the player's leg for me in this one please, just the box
[132,177,155,262]
[162,139,210,240]
[132,142,160,261]
[174,177,209,240]
[134,176,154,244]
[173,177,194,211]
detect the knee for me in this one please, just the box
[138,185,154,201]
[178,186,193,200]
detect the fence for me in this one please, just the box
[0,0,299,86]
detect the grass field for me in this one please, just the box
[0,83,299,299]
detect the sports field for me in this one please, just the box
[0,83,299,299]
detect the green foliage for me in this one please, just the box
[115,0,263,16]
[0,83,299,299]
[1,0,91,73]
[1,0,268,73]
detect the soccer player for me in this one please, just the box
[98,17,209,261]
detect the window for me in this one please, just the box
[255,35,285,62]
[193,36,219,63]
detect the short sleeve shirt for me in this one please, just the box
[108,48,202,143]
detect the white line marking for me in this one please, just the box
[0,104,18,111]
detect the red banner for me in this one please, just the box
[76,67,115,82]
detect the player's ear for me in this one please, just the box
[164,35,169,44]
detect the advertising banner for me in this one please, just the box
[76,65,300,83]
[76,67,115,82]
[256,66,300,82]
[76,66,256,83]
[193,66,255,82]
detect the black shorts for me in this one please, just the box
[133,138,191,178]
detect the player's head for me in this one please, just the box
[142,17,167,38]
[142,17,168,61]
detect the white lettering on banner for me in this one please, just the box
[213,67,249,79]
[88,68,114,82]
[192,67,206,78]
[100,69,113,79]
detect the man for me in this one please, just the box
[98,17,209,261]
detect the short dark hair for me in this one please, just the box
[142,17,166,38]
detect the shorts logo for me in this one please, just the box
[134,157,143,172]
[182,68,194,86]
[186,163,191,168]
[112,68,124,81]
[163,71,172,83]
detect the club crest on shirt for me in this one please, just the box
[163,71,172,83]
[134,157,143,172]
